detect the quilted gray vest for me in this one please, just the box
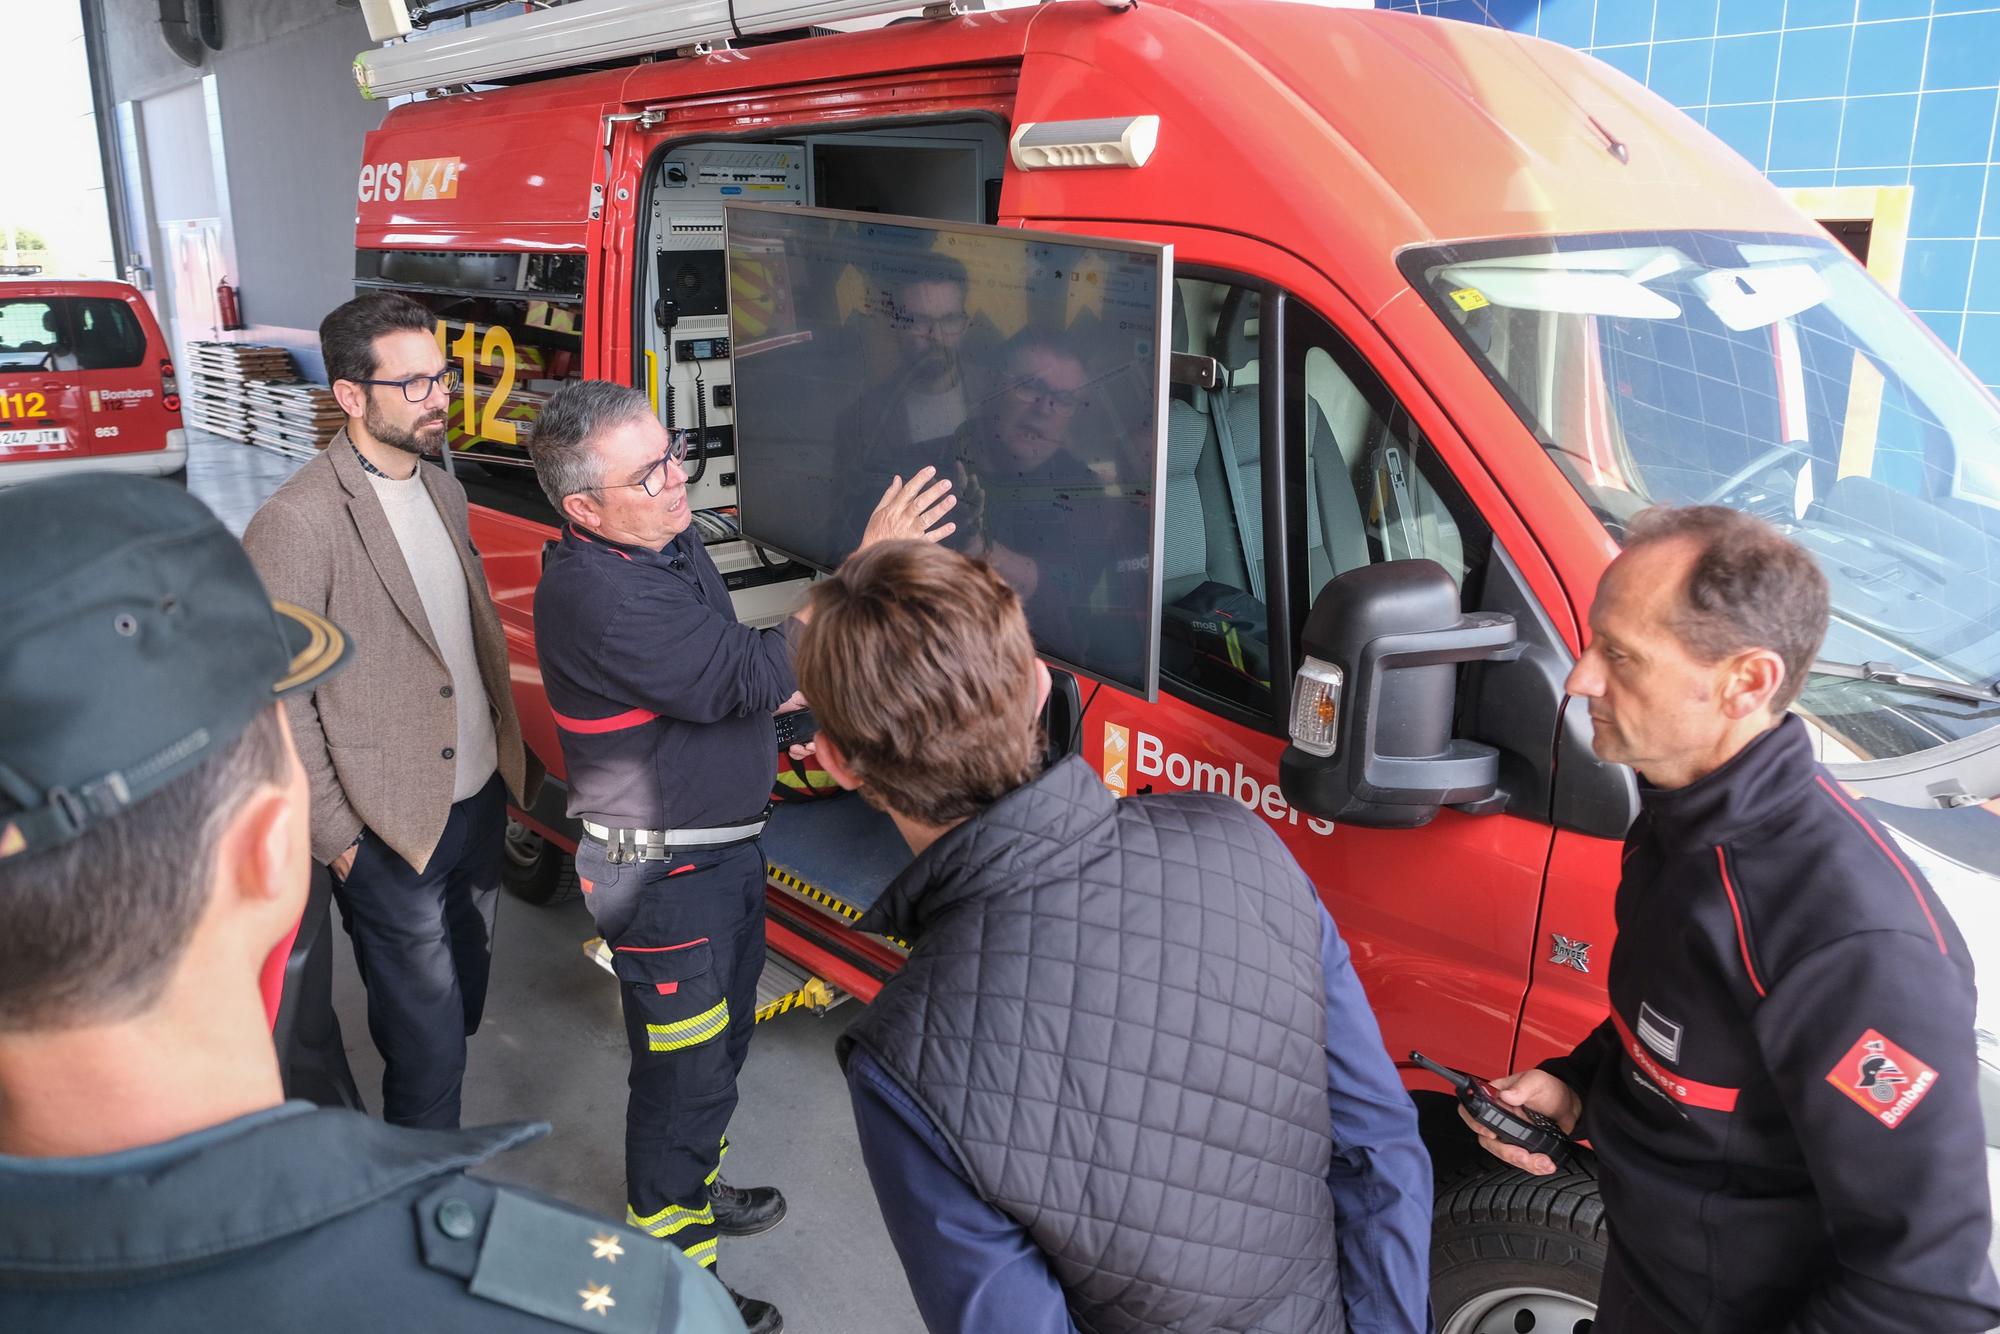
[840,757,1344,1334]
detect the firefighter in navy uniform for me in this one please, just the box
[1467,506,2000,1334]
[0,476,742,1334]
[526,382,953,1334]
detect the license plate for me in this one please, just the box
[0,428,66,451]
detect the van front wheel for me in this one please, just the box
[1432,1159,1606,1334]
[501,819,576,906]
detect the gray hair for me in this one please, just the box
[528,380,656,512]
[1622,505,1829,714]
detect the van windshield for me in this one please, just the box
[1405,230,2000,762]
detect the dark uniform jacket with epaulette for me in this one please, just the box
[1540,716,2000,1334]
[0,1103,744,1334]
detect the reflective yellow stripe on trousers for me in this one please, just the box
[628,1200,716,1239]
[646,1000,729,1052]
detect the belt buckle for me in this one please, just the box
[606,828,638,866]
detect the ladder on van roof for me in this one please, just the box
[352,0,1017,100]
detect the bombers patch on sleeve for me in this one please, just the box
[468,1189,669,1330]
[1825,1028,1939,1129]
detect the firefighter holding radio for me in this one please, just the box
[1465,507,2000,1334]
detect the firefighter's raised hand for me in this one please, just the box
[1461,1069,1582,1177]
[859,466,956,550]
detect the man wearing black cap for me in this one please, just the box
[0,475,743,1334]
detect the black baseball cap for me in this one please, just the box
[0,474,349,863]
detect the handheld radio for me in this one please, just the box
[773,707,817,751]
[1409,1050,1571,1162]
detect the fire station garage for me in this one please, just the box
[13,1,2000,1332]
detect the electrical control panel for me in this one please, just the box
[647,143,805,512]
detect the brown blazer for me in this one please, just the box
[243,430,534,873]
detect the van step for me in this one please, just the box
[754,948,845,1022]
[581,937,846,1023]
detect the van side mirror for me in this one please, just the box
[1278,560,1519,829]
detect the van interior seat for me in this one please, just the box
[1211,288,1368,598]
[1162,404,1214,604]
[1165,285,1254,602]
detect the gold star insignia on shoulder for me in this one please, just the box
[579,1282,616,1316]
[589,1232,625,1263]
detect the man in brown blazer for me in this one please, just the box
[244,293,534,1130]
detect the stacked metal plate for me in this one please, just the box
[183,342,297,445]
[242,380,345,460]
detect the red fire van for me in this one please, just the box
[0,279,186,485]
[350,3,2000,1323]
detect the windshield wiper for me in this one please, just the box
[1810,659,2000,706]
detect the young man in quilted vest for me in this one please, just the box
[796,540,1432,1334]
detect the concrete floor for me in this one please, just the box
[188,430,928,1334]
[186,427,309,536]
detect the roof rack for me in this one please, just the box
[352,0,977,100]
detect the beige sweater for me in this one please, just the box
[365,466,499,802]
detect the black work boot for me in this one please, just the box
[710,1178,787,1236]
[727,1287,784,1334]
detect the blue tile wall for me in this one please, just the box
[1926,10,2000,89]
[1909,164,1987,233]
[1847,20,1928,97]
[1719,0,1786,35]
[1914,88,1998,163]
[1919,309,1965,346]
[1860,0,1930,17]
[1902,239,1976,308]
[1963,315,2000,383]
[1771,98,1846,168]
[1713,33,1783,103]
[1970,240,2000,308]
[1649,39,1716,105]
[1708,102,1777,164]
[1383,0,2000,386]
[1655,0,1720,40]
[1779,25,1852,101]
[1593,0,1656,44]
[1840,94,1920,167]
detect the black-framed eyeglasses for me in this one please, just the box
[1006,375,1084,416]
[594,431,693,498]
[890,311,971,337]
[354,368,461,402]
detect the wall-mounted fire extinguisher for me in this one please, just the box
[217,279,243,332]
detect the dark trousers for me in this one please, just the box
[1596,1245,1683,1334]
[273,864,363,1111]
[331,772,505,1130]
[575,836,767,1273]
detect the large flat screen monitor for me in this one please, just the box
[726,203,1170,698]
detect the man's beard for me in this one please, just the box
[366,398,446,456]
[910,347,959,391]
